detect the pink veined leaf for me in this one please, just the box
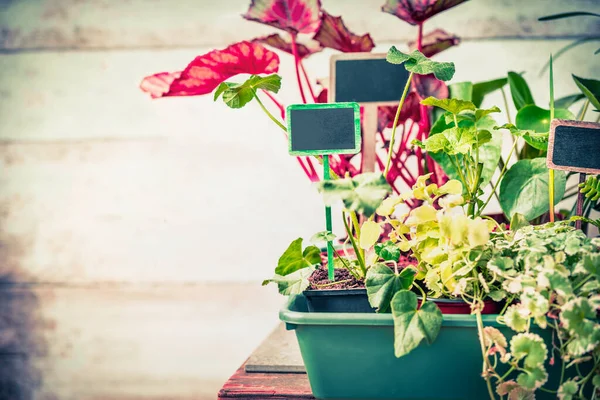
[140,41,280,98]
[408,28,460,57]
[252,33,322,58]
[413,74,449,100]
[378,92,421,132]
[243,0,322,34]
[313,11,375,53]
[381,0,468,25]
[140,71,182,99]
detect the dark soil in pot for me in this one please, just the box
[304,257,503,314]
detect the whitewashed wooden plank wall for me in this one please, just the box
[0,1,599,399]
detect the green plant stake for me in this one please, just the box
[287,103,361,280]
[549,55,556,222]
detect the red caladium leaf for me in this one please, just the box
[378,92,421,131]
[252,33,322,58]
[413,74,449,100]
[140,41,279,98]
[243,0,322,34]
[381,0,468,25]
[408,29,460,57]
[313,11,375,53]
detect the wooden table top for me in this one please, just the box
[218,361,314,399]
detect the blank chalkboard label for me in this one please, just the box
[547,119,600,175]
[330,53,410,104]
[287,103,361,156]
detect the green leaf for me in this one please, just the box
[516,105,576,134]
[444,126,478,154]
[366,264,416,313]
[510,333,548,389]
[449,81,473,101]
[472,77,508,108]
[476,130,493,148]
[317,173,392,218]
[504,305,529,332]
[558,380,579,400]
[573,74,600,111]
[475,106,501,122]
[391,290,442,357]
[510,213,530,232]
[499,158,567,220]
[496,121,555,152]
[360,220,381,250]
[421,97,476,115]
[538,11,600,21]
[215,74,282,109]
[554,93,586,109]
[386,47,455,81]
[276,238,321,276]
[375,241,401,261]
[310,230,336,244]
[560,298,600,356]
[262,266,314,295]
[508,72,534,110]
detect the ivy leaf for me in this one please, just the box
[499,158,566,221]
[310,230,336,244]
[140,41,279,98]
[472,77,508,108]
[381,0,468,26]
[243,0,322,34]
[391,290,442,357]
[360,220,382,250]
[313,11,375,53]
[558,380,579,400]
[317,173,392,218]
[420,97,476,115]
[407,29,460,57]
[375,241,401,261]
[262,266,314,295]
[573,74,600,111]
[276,238,321,276]
[252,34,322,58]
[508,71,534,110]
[386,48,455,81]
[215,74,282,109]
[366,265,416,313]
[510,333,548,389]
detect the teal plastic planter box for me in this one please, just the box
[281,295,564,400]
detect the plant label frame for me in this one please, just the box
[329,53,410,173]
[287,102,361,281]
[547,119,600,227]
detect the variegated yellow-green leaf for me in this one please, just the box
[504,304,529,332]
[360,220,381,250]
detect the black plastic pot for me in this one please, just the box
[303,288,374,313]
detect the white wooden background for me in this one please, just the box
[0,0,599,399]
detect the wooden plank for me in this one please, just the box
[0,283,284,400]
[1,0,599,51]
[219,362,313,399]
[245,323,305,373]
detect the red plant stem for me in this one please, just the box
[290,33,308,104]
[299,61,318,102]
[417,22,423,51]
[262,90,285,120]
[296,157,312,178]
[305,157,319,181]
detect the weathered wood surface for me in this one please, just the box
[245,323,304,373]
[1,0,599,51]
[219,362,313,399]
[0,282,283,400]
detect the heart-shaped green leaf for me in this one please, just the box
[276,237,321,276]
[499,158,566,220]
[516,105,575,134]
[317,173,392,217]
[375,241,401,261]
[508,72,534,110]
[386,47,455,81]
[420,97,476,115]
[573,74,600,111]
[215,74,282,109]
[391,290,442,357]
[366,264,416,313]
[262,266,314,295]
